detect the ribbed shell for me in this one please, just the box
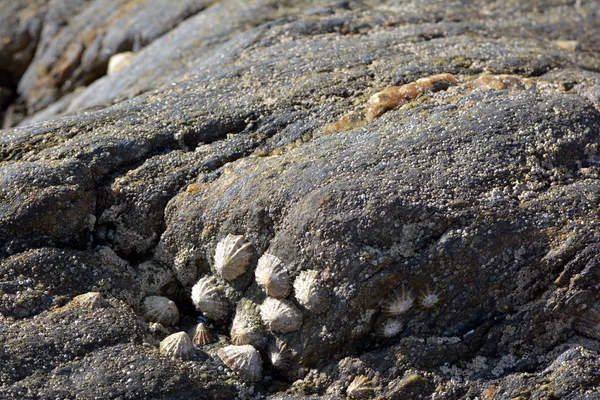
[293,270,330,313]
[72,292,109,309]
[190,276,229,321]
[382,285,414,315]
[347,375,374,399]
[188,322,215,346]
[255,253,291,298]
[260,298,303,333]
[268,337,293,371]
[217,344,262,382]
[159,332,194,360]
[214,234,253,281]
[143,296,179,326]
[230,299,266,347]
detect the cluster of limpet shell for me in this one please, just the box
[377,282,442,337]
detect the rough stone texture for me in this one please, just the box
[1,0,600,399]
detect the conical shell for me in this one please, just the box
[230,299,267,347]
[143,296,179,326]
[268,337,294,371]
[72,292,109,309]
[260,298,303,333]
[293,270,330,313]
[188,322,215,346]
[217,344,262,382]
[191,276,229,321]
[214,234,253,281]
[255,253,291,298]
[159,332,194,360]
[347,375,374,399]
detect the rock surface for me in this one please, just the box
[1,0,600,398]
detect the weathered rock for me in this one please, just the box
[1,0,600,398]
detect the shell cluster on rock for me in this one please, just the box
[293,269,330,313]
[143,296,179,326]
[217,344,262,382]
[214,234,253,281]
[160,332,194,360]
[255,253,291,298]
[191,275,229,321]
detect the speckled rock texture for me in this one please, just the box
[1,0,600,399]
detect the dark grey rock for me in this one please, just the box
[1,0,600,399]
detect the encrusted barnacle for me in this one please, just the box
[376,318,404,338]
[214,234,253,281]
[159,332,194,360]
[260,298,303,333]
[191,275,229,321]
[365,73,457,122]
[347,375,374,399]
[293,270,330,313]
[143,296,179,326]
[72,292,109,309]
[268,337,294,371]
[419,285,441,308]
[255,253,291,298]
[189,317,216,346]
[382,285,414,315]
[217,344,262,382]
[231,299,267,347]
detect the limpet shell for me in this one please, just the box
[191,275,229,321]
[217,344,262,382]
[347,375,374,399]
[260,298,303,333]
[72,292,109,309]
[382,285,414,315]
[143,296,179,326]
[268,337,294,371]
[189,319,215,346]
[214,234,253,281]
[230,299,267,347]
[293,270,330,313]
[159,332,194,360]
[255,253,291,298]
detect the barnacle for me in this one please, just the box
[365,73,457,122]
[143,296,179,326]
[189,318,215,346]
[293,270,330,313]
[260,298,303,333]
[382,285,414,315]
[419,285,441,308]
[159,332,194,360]
[190,275,229,321]
[217,344,262,382]
[214,234,253,281]
[347,375,374,399]
[72,292,109,310]
[255,253,291,298]
[230,299,267,347]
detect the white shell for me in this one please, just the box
[382,285,414,315]
[377,318,404,338]
[293,270,330,313]
[107,51,135,75]
[214,234,253,281]
[190,276,229,321]
[72,292,109,309]
[159,332,194,360]
[188,322,215,346]
[230,299,267,347]
[217,344,262,382]
[255,253,291,298]
[347,375,374,399]
[143,296,179,326]
[419,286,441,308]
[260,298,303,333]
